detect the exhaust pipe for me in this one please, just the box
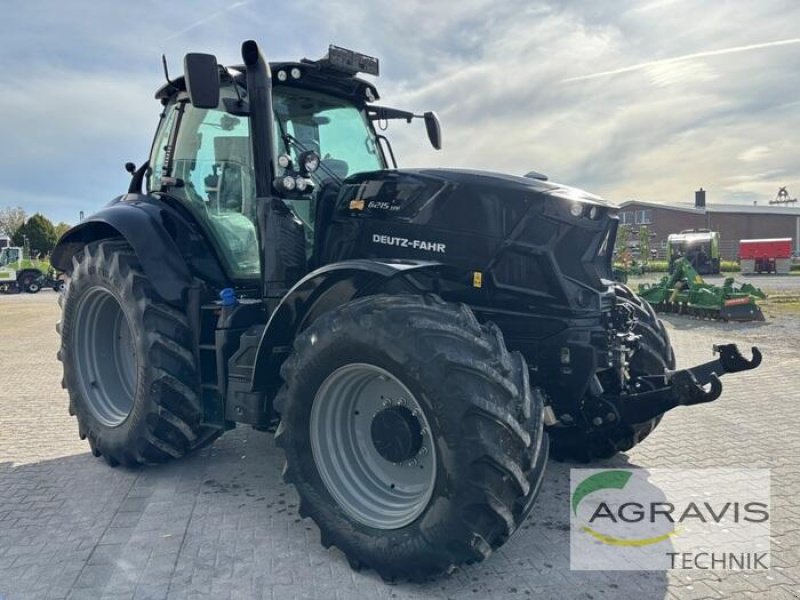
[241,40,275,197]
[242,40,289,299]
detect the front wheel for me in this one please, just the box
[275,295,548,580]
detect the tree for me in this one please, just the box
[12,213,58,256]
[615,225,632,266]
[55,222,71,239]
[638,226,651,264]
[0,206,26,238]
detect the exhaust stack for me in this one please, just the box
[241,40,275,197]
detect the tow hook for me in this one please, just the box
[604,344,761,425]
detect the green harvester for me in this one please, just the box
[638,257,766,321]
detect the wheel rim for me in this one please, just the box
[73,287,138,427]
[309,363,437,530]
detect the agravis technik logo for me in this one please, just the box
[570,468,771,570]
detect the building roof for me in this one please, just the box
[618,199,800,216]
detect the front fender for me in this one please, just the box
[251,259,444,391]
[51,195,193,306]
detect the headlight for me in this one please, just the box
[277,154,291,169]
[589,205,600,219]
[295,177,309,192]
[300,150,321,174]
[569,202,585,218]
[272,175,296,192]
[290,67,302,79]
[276,70,288,82]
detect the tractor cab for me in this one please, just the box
[667,229,720,275]
[147,46,440,285]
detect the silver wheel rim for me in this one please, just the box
[73,287,138,427]
[309,363,437,529]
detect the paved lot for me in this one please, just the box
[1,291,799,600]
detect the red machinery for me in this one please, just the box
[739,238,792,274]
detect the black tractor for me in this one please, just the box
[52,41,761,580]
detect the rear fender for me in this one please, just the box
[251,259,445,391]
[51,195,193,306]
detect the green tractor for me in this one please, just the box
[667,229,721,275]
[638,257,766,321]
[0,246,46,293]
[51,40,762,580]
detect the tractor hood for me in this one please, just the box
[337,167,614,217]
[319,167,618,306]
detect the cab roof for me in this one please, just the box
[155,60,380,106]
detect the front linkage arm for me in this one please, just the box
[608,344,762,425]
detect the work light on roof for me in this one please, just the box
[290,67,302,80]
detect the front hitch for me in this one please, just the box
[606,344,761,425]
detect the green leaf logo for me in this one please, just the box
[572,470,633,515]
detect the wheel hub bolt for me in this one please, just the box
[407,458,417,467]
[419,446,428,456]
[592,416,603,426]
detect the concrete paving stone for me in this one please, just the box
[2,292,799,599]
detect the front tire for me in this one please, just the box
[59,239,219,466]
[275,295,548,580]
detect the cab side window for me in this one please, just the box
[150,89,260,280]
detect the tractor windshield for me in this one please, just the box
[272,87,384,230]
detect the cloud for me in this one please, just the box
[1,0,800,223]
[165,1,252,41]
[561,37,800,83]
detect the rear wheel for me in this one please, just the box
[549,284,675,461]
[275,294,548,580]
[19,272,42,293]
[58,239,220,466]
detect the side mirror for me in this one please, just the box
[184,53,220,109]
[423,111,442,150]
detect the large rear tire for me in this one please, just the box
[549,284,675,461]
[275,294,548,580]
[58,239,220,466]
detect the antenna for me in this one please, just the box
[162,54,171,84]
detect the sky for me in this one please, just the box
[1,0,799,224]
